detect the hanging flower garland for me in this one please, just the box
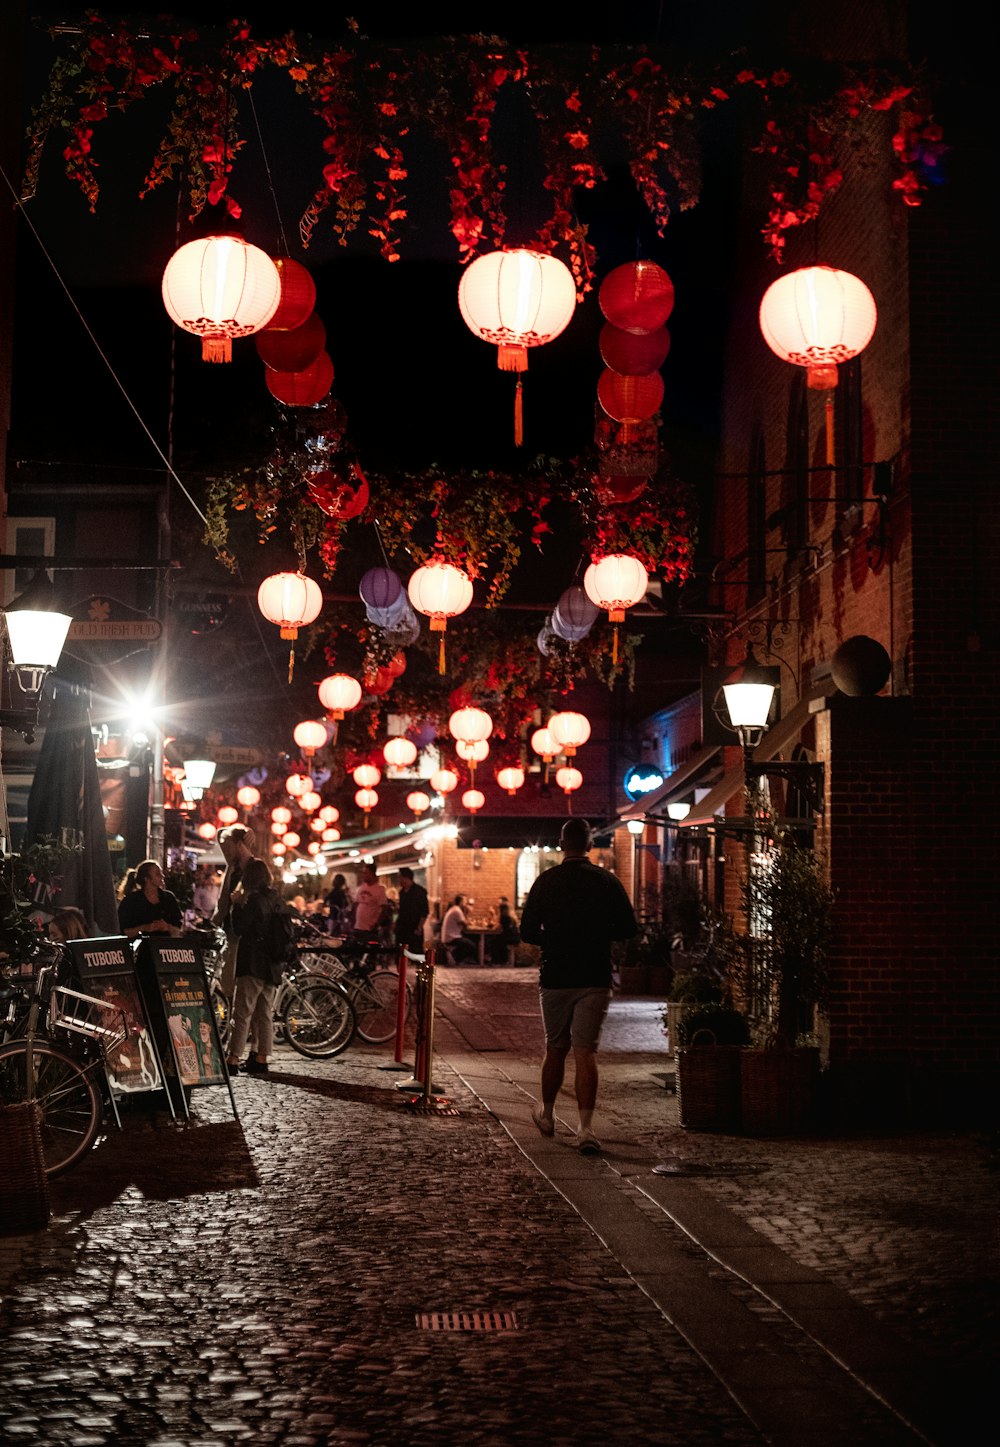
[22,15,947,270]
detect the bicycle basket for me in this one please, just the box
[49,986,129,1057]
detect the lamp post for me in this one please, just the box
[720,645,825,821]
[0,568,73,742]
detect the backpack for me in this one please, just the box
[261,901,298,975]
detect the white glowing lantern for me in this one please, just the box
[583,553,648,663]
[257,571,323,682]
[272,840,287,856]
[759,265,877,464]
[456,739,489,764]
[318,673,362,721]
[271,822,287,836]
[309,818,326,833]
[286,773,313,797]
[282,831,301,850]
[407,791,431,816]
[196,822,217,841]
[530,727,559,764]
[322,827,341,843]
[556,765,583,796]
[318,805,340,824]
[299,791,322,813]
[236,785,260,810]
[162,234,281,363]
[496,765,525,796]
[355,787,379,826]
[547,710,591,757]
[271,805,292,824]
[353,763,381,789]
[458,247,577,445]
[407,562,474,673]
[217,805,239,826]
[383,737,418,770]
[430,767,459,795]
[308,841,322,855]
[461,788,486,814]
[294,719,327,758]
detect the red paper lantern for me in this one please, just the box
[386,651,407,678]
[268,258,317,331]
[597,369,664,424]
[599,260,674,334]
[266,351,334,406]
[593,474,649,505]
[162,234,281,363]
[307,467,369,520]
[599,322,671,375]
[256,312,326,371]
[363,666,394,696]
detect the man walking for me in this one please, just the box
[518,817,637,1154]
[394,867,428,954]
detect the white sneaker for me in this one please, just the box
[531,1107,555,1137]
[577,1130,602,1155]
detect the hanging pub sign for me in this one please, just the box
[137,936,238,1119]
[64,596,163,666]
[623,763,665,801]
[64,935,166,1097]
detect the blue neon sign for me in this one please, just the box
[623,764,665,801]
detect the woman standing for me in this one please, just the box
[226,857,284,1077]
[117,860,183,940]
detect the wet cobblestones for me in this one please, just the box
[1,963,996,1445]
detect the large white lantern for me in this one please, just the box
[162,234,281,363]
[583,554,648,663]
[759,265,877,464]
[458,247,577,445]
[257,571,323,682]
[407,562,473,673]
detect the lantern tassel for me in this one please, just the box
[824,393,835,466]
[514,375,523,448]
[202,335,232,364]
[612,623,619,666]
[288,646,295,684]
[438,634,446,674]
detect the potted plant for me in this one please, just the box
[667,917,750,1132]
[738,836,835,1135]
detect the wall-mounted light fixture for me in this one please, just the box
[0,568,73,742]
[722,646,824,812]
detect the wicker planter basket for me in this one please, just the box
[0,1101,50,1233]
[740,1047,820,1136]
[676,1038,743,1132]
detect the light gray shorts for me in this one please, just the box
[539,987,611,1052]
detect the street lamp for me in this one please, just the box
[0,568,73,741]
[181,757,217,801]
[721,646,824,813]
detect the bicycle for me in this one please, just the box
[293,922,414,1044]
[0,942,126,1177]
[275,966,356,1059]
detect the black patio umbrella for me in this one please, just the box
[22,678,119,936]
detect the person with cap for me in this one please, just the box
[518,817,637,1154]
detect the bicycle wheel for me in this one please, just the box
[211,984,232,1053]
[0,1040,103,1178]
[352,969,412,1044]
[281,978,356,1058]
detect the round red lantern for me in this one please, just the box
[255,312,325,371]
[268,258,317,331]
[408,562,473,673]
[599,260,674,334]
[597,369,664,427]
[593,474,648,506]
[386,651,407,679]
[162,234,281,363]
[599,322,671,375]
[266,351,335,407]
[458,247,577,445]
[307,467,369,521]
[318,673,362,721]
[461,788,485,814]
[362,666,394,696]
[759,265,877,464]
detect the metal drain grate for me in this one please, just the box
[651,1158,770,1177]
[400,1098,461,1116]
[417,1310,520,1332]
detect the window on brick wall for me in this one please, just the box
[782,373,810,557]
[835,356,865,512]
[748,426,767,603]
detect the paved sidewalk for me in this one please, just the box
[0,963,996,1446]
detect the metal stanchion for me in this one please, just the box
[378,944,418,1073]
[395,944,448,1106]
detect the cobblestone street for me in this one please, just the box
[1,964,997,1446]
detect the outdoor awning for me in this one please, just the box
[454,815,569,849]
[317,817,437,870]
[681,684,836,828]
[619,743,721,822]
